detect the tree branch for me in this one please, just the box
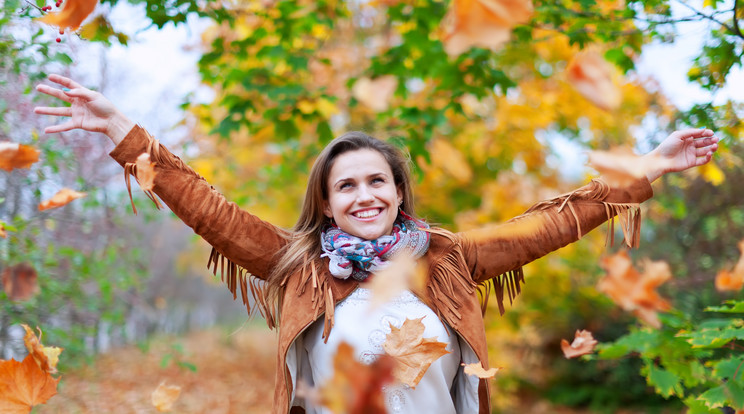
[674,0,743,39]
[733,0,743,39]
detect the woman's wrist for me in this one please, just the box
[106,112,135,145]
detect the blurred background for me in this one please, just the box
[1,0,743,412]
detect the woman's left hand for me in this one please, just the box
[644,128,719,182]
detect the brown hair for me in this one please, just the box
[266,131,418,309]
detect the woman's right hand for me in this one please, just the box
[34,74,135,145]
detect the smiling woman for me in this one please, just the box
[34,74,720,414]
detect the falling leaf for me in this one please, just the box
[368,254,427,310]
[0,355,60,412]
[560,330,598,359]
[151,381,181,412]
[597,251,672,328]
[135,153,157,192]
[462,362,501,378]
[0,142,40,171]
[35,0,99,31]
[715,240,744,292]
[1,263,39,302]
[319,342,395,414]
[352,76,398,112]
[382,317,450,388]
[587,147,675,187]
[566,50,621,111]
[22,325,63,374]
[0,221,6,238]
[38,188,87,211]
[441,0,533,56]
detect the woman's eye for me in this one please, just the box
[339,182,352,190]
[371,177,384,184]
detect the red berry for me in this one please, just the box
[59,29,64,34]
[56,37,61,43]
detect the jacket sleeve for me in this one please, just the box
[108,125,290,281]
[459,177,653,314]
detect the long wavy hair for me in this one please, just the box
[266,131,418,310]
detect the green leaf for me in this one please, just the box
[698,384,727,409]
[645,363,684,398]
[707,301,744,313]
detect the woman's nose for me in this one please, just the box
[356,185,374,203]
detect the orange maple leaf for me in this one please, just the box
[134,153,157,192]
[0,355,60,413]
[38,188,87,211]
[715,240,744,292]
[382,317,451,388]
[0,142,40,172]
[441,0,533,56]
[352,76,398,112]
[2,263,39,302]
[35,0,99,31]
[566,50,621,111]
[462,362,501,378]
[151,381,181,412]
[22,325,63,374]
[597,251,672,328]
[587,147,675,187]
[368,254,427,310]
[319,342,395,414]
[560,329,598,359]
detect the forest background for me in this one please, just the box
[1,0,744,412]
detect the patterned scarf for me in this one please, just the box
[320,212,431,281]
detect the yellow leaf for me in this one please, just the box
[700,162,725,185]
[36,0,99,31]
[0,142,40,171]
[566,50,621,111]
[587,147,674,187]
[135,153,157,192]
[151,382,181,412]
[0,221,6,238]
[352,76,398,112]
[382,317,450,388]
[461,362,501,378]
[22,325,63,374]
[0,355,60,413]
[368,255,427,310]
[38,188,87,211]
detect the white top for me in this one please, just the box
[304,287,461,414]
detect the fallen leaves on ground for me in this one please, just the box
[441,0,533,56]
[22,325,63,374]
[135,153,157,192]
[462,362,501,378]
[38,188,87,211]
[587,147,675,187]
[566,50,621,111]
[597,251,672,328]
[1,263,39,302]
[368,254,427,310]
[352,76,398,112]
[151,382,182,412]
[715,240,744,292]
[35,0,99,31]
[382,317,450,388]
[0,355,60,413]
[0,142,40,171]
[319,342,395,414]
[560,330,598,359]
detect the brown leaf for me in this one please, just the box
[22,325,63,374]
[35,0,98,31]
[566,50,621,111]
[560,329,598,359]
[352,76,398,112]
[0,142,40,172]
[716,240,744,292]
[319,342,395,414]
[151,381,181,412]
[0,355,60,412]
[368,254,427,310]
[587,147,675,188]
[597,251,672,328]
[461,362,501,378]
[441,0,533,56]
[38,188,87,211]
[382,317,450,388]
[2,263,39,302]
[135,153,157,192]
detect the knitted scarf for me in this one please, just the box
[320,212,431,281]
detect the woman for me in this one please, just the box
[35,74,718,413]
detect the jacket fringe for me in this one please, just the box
[208,247,278,330]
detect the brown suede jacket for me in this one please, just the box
[110,126,654,414]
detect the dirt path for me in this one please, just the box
[38,324,277,413]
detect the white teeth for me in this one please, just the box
[355,209,380,218]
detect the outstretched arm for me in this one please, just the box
[34,74,134,145]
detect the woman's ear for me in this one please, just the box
[397,187,403,206]
[323,201,333,218]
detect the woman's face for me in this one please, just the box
[324,149,402,240]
